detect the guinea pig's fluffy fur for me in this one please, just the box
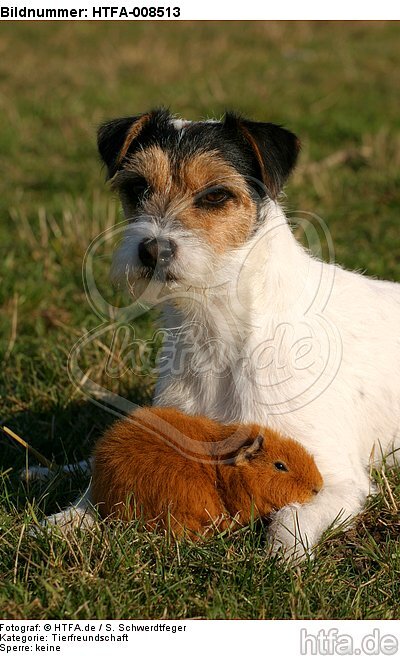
[91,407,323,537]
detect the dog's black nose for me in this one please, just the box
[138,238,177,269]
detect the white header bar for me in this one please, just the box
[0,0,399,20]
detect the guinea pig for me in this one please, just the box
[91,407,323,538]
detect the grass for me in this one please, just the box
[0,21,400,620]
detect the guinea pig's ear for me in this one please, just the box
[97,112,151,179]
[224,112,301,199]
[233,434,264,466]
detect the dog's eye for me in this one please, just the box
[196,187,232,208]
[121,177,150,204]
[204,190,229,204]
[274,461,288,472]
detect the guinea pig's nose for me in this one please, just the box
[312,485,322,495]
[138,238,177,269]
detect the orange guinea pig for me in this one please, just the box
[91,407,323,537]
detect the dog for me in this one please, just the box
[45,108,400,561]
[91,406,323,536]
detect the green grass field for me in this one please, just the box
[0,21,400,620]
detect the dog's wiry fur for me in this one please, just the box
[47,108,400,561]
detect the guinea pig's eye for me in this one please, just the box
[274,461,288,472]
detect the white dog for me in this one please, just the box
[45,109,400,560]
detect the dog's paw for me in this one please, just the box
[20,459,92,483]
[267,504,314,564]
[43,506,96,532]
[20,465,56,482]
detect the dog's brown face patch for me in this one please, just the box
[113,146,259,253]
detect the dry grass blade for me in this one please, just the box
[1,425,57,472]
[4,293,18,362]
[13,523,26,585]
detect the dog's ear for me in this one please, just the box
[224,113,301,199]
[97,113,150,179]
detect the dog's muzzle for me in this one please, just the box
[138,237,177,271]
